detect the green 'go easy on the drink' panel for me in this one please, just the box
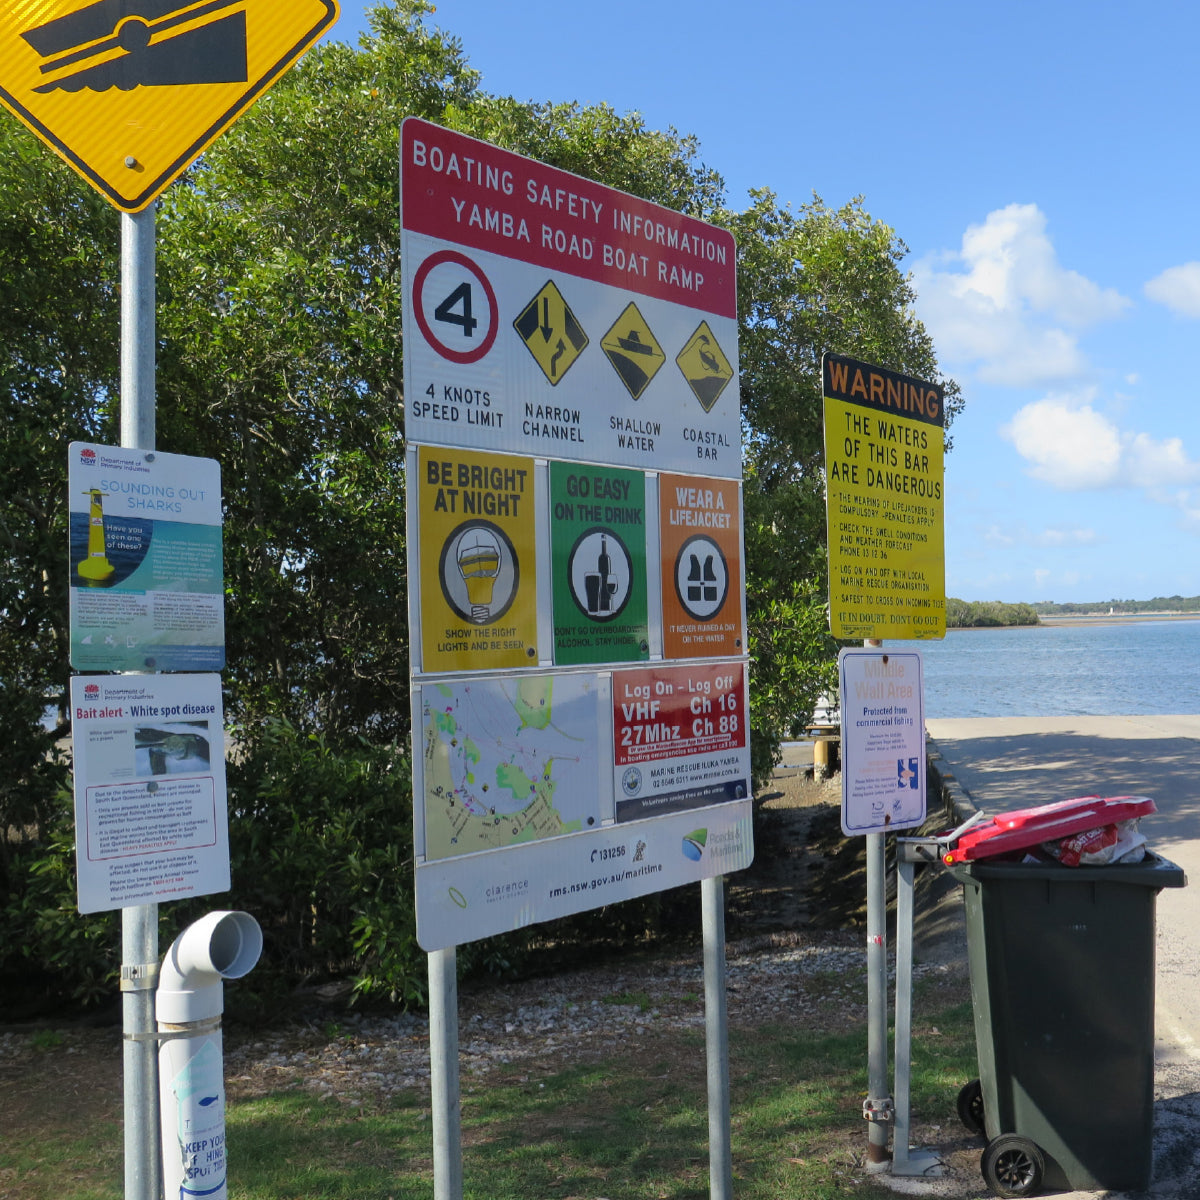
[549,462,649,666]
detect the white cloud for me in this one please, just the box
[1002,392,1200,490]
[913,204,1130,387]
[1035,527,1099,547]
[1145,263,1200,317]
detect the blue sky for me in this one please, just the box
[327,1,1200,605]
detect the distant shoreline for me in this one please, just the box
[1037,612,1200,627]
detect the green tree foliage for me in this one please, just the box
[1,0,961,1006]
[0,127,119,862]
[946,598,1040,627]
[727,192,962,777]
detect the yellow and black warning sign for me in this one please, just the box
[600,302,666,400]
[514,280,589,385]
[418,446,539,673]
[0,0,338,212]
[822,353,946,641]
[676,321,734,412]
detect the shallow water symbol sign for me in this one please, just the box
[602,302,666,400]
[0,0,339,211]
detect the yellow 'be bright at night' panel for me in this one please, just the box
[0,0,338,211]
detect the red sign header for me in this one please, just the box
[401,117,737,319]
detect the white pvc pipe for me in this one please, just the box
[157,912,262,1200]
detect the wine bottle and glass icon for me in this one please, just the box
[583,534,619,615]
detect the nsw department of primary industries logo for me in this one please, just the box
[84,683,100,699]
[682,828,708,862]
[79,447,96,465]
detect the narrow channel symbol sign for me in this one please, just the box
[0,0,340,212]
[600,302,666,400]
[514,280,589,385]
[676,321,734,411]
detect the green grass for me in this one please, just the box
[0,998,976,1200]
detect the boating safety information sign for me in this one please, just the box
[822,354,946,640]
[70,672,229,914]
[68,442,224,672]
[403,119,751,950]
[401,117,740,479]
[838,647,926,836]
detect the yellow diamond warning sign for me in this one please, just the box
[514,280,589,385]
[0,0,339,212]
[676,321,734,412]
[601,302,665,401]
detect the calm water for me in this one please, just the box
[892,619,1200,718]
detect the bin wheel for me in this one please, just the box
[981,1134,1045,1198]
[957,1078,985,1136]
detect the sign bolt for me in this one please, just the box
[124,156,139,169]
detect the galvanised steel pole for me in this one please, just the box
[864,638,891,1172]
[119,204,162,1200]
[702,875,733,1200]
[429,947,463,1200]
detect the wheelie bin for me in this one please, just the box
[947,847,1185,1197]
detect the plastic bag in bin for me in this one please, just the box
[1041,818,1148,866]
[942,796,1157,864]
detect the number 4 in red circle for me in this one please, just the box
[413,250,499,364]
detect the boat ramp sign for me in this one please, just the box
[0,0,339,212]
[401,116,740,480]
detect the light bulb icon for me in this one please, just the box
[76,489,115,583]
[457,529,502,622]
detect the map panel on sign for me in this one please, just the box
[420,673,605,861]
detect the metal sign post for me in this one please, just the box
[119,205,162,1200]
[821,354,946,1173]
[401,118,749,1200]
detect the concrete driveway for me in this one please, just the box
[922,715,1200,1199]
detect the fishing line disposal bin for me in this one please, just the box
[947,845,1184,1196]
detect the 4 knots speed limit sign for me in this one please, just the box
[412,249,499,365]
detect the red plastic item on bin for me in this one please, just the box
[942,795,1157,864]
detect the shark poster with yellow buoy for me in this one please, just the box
[68,443,224,672]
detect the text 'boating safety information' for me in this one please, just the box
[822,354,945,640]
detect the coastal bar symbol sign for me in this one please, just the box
[0,0,339,212]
